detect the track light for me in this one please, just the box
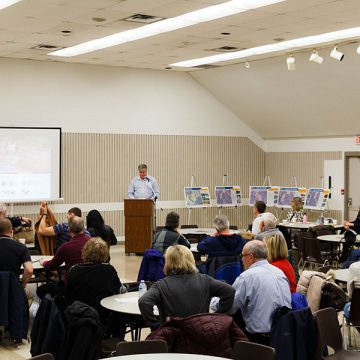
[330,46,344,61]
[244,61,250,69]
[309,50,323,64]
[356,45,360,55]
[286,55,295,71]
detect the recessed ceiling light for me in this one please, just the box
[170,26,360,67]
[0,0,23,11]
[48,0,286,57]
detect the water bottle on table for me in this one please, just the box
[138,280,147,298]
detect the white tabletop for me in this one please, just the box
[179,228,240,235]
[101,291,142,315]
[22,255,54,270]
[102,353,228,360]
[334,268,349,283]
[280,222,342,230]
[317,234,360,243]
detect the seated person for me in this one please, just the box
[286,197,304,223]
[254,213,285,242]
[138,245,235,329]
[38,203,89,250]
[66,237,123,337]
[344,210,360,234]
[0,202,32,228]
[251,201,267,235]
[0,218,33,288]
[86,209,117,246]
[39,216,90,282]
[197,215,246,256]
[343,260,360,330]
[232,240,291,345]
[152,212,190,255]
[263,234,296,293]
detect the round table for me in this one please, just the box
[317,234,360,243]
[101,291,141,315]
[101,353,228,360]
[21,255,54,270]
[179,228,240,235]
[280,222,343,230]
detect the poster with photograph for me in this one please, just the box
[304,188,331,210]
[184,187,211,208]
[215,186,242,207]
[249,186,280,207]
[276,187,307,208]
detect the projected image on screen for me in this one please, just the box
[0,128,61,201]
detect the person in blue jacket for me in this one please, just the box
[197,215,246,256]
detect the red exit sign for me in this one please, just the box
[356,135,360,145]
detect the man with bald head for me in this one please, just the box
[232,240,291,345]
[0,218,33,287]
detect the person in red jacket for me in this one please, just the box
[263,234,297,293]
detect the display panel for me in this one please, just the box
[184,187,211,208]
[276,187,307,208]
[304,188,330,210]
[215,186,242,207]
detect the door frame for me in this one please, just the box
[344,152,360,220]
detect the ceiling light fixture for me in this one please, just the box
[244,61,250,69]
[309,50,323,64]
[171,26,360,68]
[48,0,286,57]
[330,46,344,61]
[286,55,295,71]
[357,46,360,55]
[0,0,23,10]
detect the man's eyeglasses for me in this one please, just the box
[240,253,252,259]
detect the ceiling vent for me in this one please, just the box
[123,14,164,24]
[209,46,240,52]
[31,44,62,51]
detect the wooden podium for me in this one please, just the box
[124,199,154,254]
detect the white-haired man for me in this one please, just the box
[254,212,285,242]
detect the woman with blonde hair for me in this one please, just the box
[287,197,304,223]
[138,245,234,329]
[263,234,297,293]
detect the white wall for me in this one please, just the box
[0,58,264,149]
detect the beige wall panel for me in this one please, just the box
[265,152,342,187]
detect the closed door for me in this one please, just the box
[347,156,360,221]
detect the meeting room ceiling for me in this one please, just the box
[1,0,360,139]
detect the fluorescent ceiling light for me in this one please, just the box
[49,0,285,57]
[0,0,23,11]
[171,26,360,67]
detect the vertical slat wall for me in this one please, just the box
[265,151,343,221]
[61,133,265,233]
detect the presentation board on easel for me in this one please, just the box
[304,188,331,210]
[276,187,307,208]
[248,186,279,207]
[184,187,211,208]
[215,186,242,207]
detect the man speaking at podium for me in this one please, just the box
[128,164,160,200]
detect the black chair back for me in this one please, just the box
[181,225,199,229]
[232,340,275,360]
[116,340,168,356]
